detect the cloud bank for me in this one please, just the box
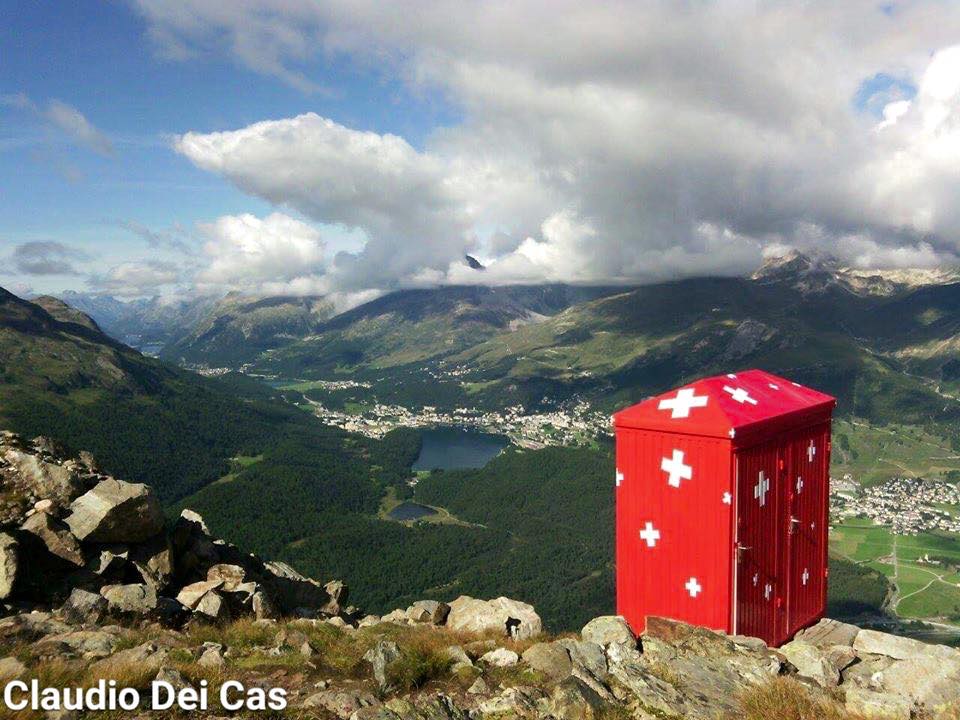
[134,1,960,296]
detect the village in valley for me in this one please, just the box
[831,476,960,536]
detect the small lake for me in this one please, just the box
[413,427,509,471]
[388,501,438,521]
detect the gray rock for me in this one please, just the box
[252,590,278,620]
[878,655,960,708]
[479,647,519,667]
[364,640,401,689]
[446,595,541,640]
[581,616,634,648]
[0,657,25,681]
[176,579,224,609]
[130,534,174,590]
[89,642,168,677]
[20,512,84,565]
[86,545,129,578]
[61,588,108,624]
[443,645,473,672]
[154,667,192,691]
[207,563,246,591]
[844,687,912,720]
[197,643,226,669]
[381,609,410,625]
[780,640,840,687]
[324,579,348,615]
[477,686,546,717]
[303,689,379,718]
[843,654,895,690]
[853,629,959,660]
[0,534,18,599]
[3,449,83,506]
[65,478,164,543]
[825,644,858,673]
[100,583,158,615]
[194,590,229,620]
[34,629,121,659]
[407,599,450,625]
[523,642,573,680]
[794,617,861,648]
[547,676,608,720]
[467,677,488,695]
[557,638,607,681]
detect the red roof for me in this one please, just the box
[613,369,836,444]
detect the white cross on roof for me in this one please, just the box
[764,583,773,600]
[796,476,804,494]
[723,385,758,405]
[769,382,780,390]
[661,449,693,488]
[802,568,810,586]
[808,440,816,462]
[615,470,624,487]
[685,577,702,598]
[639,522,661,548]
[657,388,708,419]
[754,471,770,507]
[722,491,732,505]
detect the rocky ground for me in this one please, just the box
[1,431,960,719]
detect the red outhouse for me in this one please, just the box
[613,369,835,647]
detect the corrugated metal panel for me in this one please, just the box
[785,422,831,638]
[616,427,733,635]
[734,439,785,644]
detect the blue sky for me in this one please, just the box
[2,2,959,300]
[0,1,455,296]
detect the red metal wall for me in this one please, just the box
[732,422,831,645]
[616,427,733,635]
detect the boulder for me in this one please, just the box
[0,534,18,599]
[844,687,912,720]
[100,583,158,615]
[262,561,338,615]
[794,618,861,648]
[853,629,959,660]
[523,642,573,681]
[197,643,226,669]
[446,595,542,640]
[176,579,223,610]
[443,645,473,672]
[581,616,634,649]
[130,534,174,590]
[20,512,84,566]
[252,591,278,620]
[407,599,450,625]
[479,647,520,667]
[477,687,546,717]
[207,564,246,591]
[878,654,960,708]
[154,667,192,692]
[86,545,130,579]
[194,590,229,621]
[89,642,168,678]
[780,640,840,687]
[34,629,122,659]
[2,449,83,506]
[303,689,380,718]
[324,579,349,615]
[547,676,607,720]
[364,640,400,690]
[65,478,164,543]
[61,588,108,624]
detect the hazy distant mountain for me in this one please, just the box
[159,293,337,367]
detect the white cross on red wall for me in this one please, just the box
[657,388,708,418]
[661,449,692,488]
[754,471,770,506]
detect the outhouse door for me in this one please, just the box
[784,424,829,635]
[733,439,786,644]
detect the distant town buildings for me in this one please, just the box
[831,476,960,535]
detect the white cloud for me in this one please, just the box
[89,260,182,297]
[43,100,114,156]
[144,2,960,295]
[196,212,327,292]
[9,241,91,276]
